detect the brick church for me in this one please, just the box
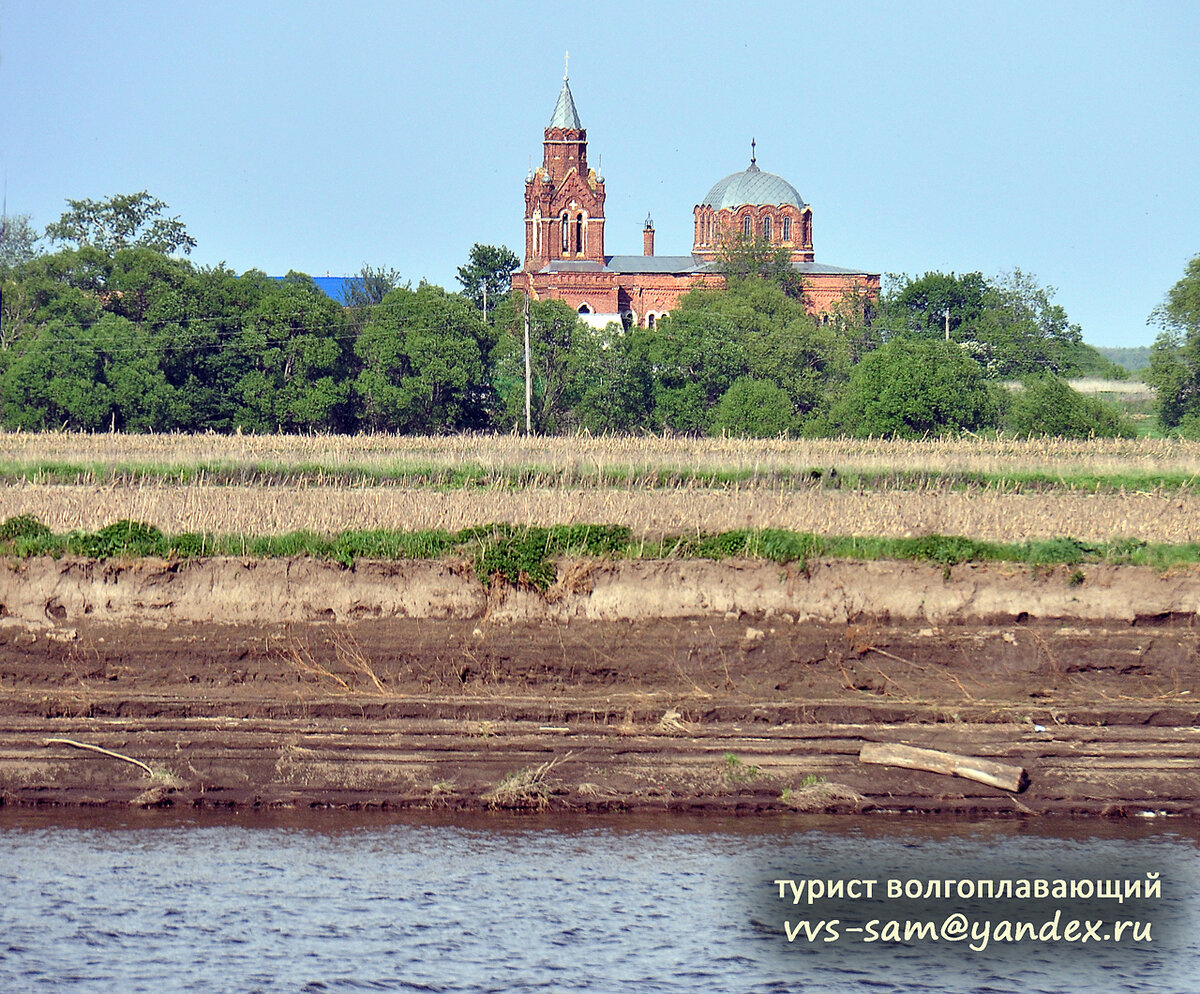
[515,70,880,329]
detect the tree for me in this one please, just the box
[635,279,852,435]
[456,244,520,317]
[231,274,350,432]
[877,269,1115,379]
[342,264,405,310]
[714,231,806,299]
[0,214,41,270]
[491,296,583,432]
[1146,253,1200,432]
[878,271,988,340]
[45,191,196,256]
[0,314,172,431]
[711,377,796,437]
[354,284,492,433]
[1006,376,1134,438]
[827,338,1002,438]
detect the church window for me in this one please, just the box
[782,217,791,241]
[647,314,656,329]
[762,216,771,241]
[578,303,591,314]
[743,215,752,239]
[561,213,569,252]
[576,215,584,254]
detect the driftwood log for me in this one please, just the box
[860,742,1030,793]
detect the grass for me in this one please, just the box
[721,753,762,784]
[486,756,568,810]
[5,515,1199,589]
[3,432,1200,492]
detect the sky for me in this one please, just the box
[2,0,1197,348]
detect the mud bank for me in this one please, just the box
[1,557,1198,818]
[7,555,1200,627]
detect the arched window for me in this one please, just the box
[742,215,752,239]
[782,217,791,242]
[647,314,656,329]
[576,215,584,254]
[762,216,771,241]
[578,303,591,314]
[561,213,569,252]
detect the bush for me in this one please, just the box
[0,514,51,540]
[828,338,1002,437]
[1006,376,1135,438]
[710,377,796,437]
[67,520,166,558]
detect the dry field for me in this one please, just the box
[4,431,1200,479]
[2,432,1199,542]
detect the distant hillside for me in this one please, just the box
[1097,346,1152,373]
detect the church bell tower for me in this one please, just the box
[522,56,606,270]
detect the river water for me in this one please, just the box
[0,811,1195,993]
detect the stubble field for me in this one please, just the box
[1,432,1200,542]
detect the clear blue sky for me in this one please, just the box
[3,0,1197,347]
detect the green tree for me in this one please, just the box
[491,296,583,432]
[1146,253,1200,432]
[636,279,852,435]
[232,274,350,431]
[636,304,749,434]
[1006,376,1134,438]
[560,322,650,433]
[342,264,405,310]
[877,269,1114,379]
[354,283,492,432]
[0,213,41,270]
[457,244,520,317]
[45,191,196,256]
[828,338,1002,437]
[711,377,796,437]
[0,314,171,431]
[714,231,805,299]
[878,270,988,340]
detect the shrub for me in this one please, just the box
[711,376,796,438]
[1006,376,1135,438]
[828,338,1002,437]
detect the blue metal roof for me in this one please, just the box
[272,275,357,304]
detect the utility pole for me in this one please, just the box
[523,284,533,435]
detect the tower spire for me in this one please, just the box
[564,50,569,81]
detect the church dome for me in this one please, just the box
[701,161,805,210]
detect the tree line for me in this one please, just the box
[0,191,1187,438]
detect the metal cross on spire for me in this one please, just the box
[750,138,757,166]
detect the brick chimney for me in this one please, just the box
[643,213,655,256]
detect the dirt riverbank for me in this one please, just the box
[1,556,1198,818]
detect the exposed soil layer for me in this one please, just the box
[2,557,1198,818]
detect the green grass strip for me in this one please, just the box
[1,459,1199,494]
[3,514,1197,591]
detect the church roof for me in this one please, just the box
[536,257,876,277]
[701,162,805,210]
[548,78,582,129]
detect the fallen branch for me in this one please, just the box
[43,737,155,777]
[860,742,1029,793]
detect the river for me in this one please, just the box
[1,811,1195,993]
